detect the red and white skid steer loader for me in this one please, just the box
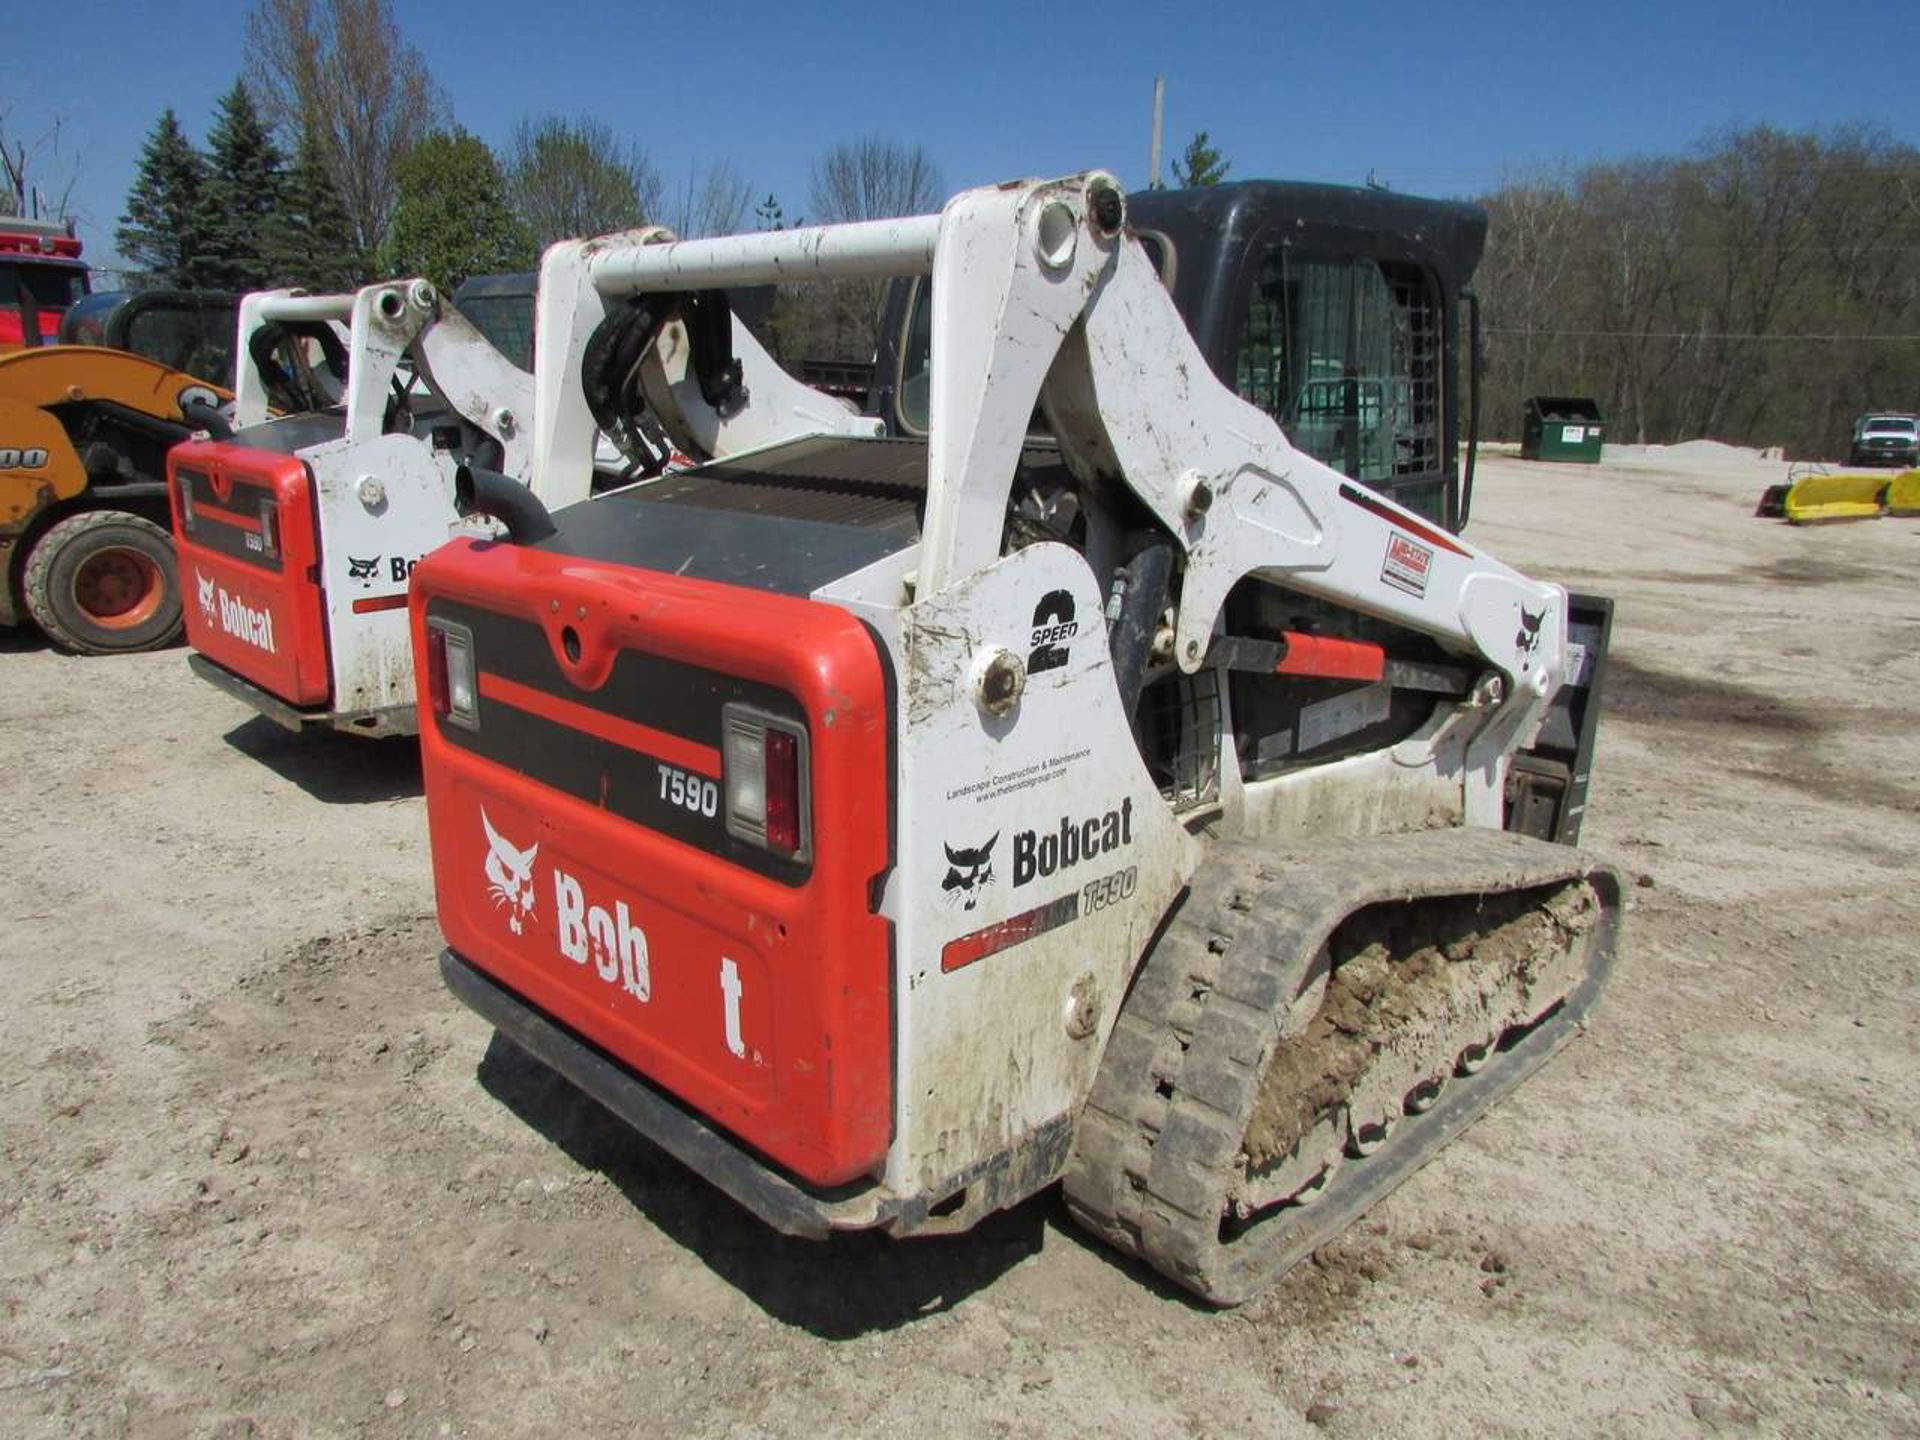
[411,172,1623,1304]
[169,265,877,738]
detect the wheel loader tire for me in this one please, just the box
[1062,827,1622,1306]
[22,510,184,655]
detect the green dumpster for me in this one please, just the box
[1521,396,1605,463]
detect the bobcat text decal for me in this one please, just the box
[1013,798,1134,887]
[474,808,752,1062]
[194,570,276,653]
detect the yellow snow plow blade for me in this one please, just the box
[1884,470,1920,517]
[1783,472,1886,525]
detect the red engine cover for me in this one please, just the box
[412,537,894,1187]
[170,440,330,707]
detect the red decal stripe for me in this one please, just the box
[941,893,1081,973]
[1337,483,1468,556]
[1274,631,1386,682]
[477,671,722,777]
[350,593,410,615]
[194,503,264,535]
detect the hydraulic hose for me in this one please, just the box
[181,399,233,439]
[1107,539,1174,723]
[454,464,557,545]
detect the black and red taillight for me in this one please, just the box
[175,471,198,533]
[424,616,479,728]
[722,703,811,860]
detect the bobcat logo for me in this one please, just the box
[196,572,217,626]
[942,833,998,910]
[347,555,381,584]
[482,808,541,935]
[1516,606,1545,655]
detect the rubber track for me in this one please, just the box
[1062,826,1623,1306]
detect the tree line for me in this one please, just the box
[113,0,950,328]
[1474,125,1920,459]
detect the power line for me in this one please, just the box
[1485,328,1920,342]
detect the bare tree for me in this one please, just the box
[244,0,448,259]
[665,160,752,239]
[808,137,943,223]
[506,114,662,249]
[1476,125,1920,458]
[0,104,82,221]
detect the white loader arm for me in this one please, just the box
[530,225,888,509]
[232,281,536,477]
[531,175,1566,813]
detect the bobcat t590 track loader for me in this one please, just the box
[411,173,1622,1304]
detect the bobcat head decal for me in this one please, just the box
[1516,606,1545,655]
[196,572,217,624]
[942,834,998,910]
[481,808,540,935]
[347,555,380,584]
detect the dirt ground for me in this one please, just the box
[2,444,1916,1438]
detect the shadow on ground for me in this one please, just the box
[476,1034,1069,1337]
[223,715,422,804]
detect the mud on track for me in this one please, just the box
[2,447,1917,1437]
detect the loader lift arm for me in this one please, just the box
[530,175,1567,820]
[233,281,538,479]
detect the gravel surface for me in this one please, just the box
[1,449,1915,1437]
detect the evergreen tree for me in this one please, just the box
[381,130,535,293]
[272,126,361,289]
[117,109,213,288]
[1172,131,1231,188]
[203,82,286,292]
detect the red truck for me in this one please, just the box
[0,218,89,353]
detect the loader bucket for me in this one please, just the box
[1883,469,1920,518]
[1783,472,1886,525]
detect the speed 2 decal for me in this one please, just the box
[1027,589,1077,674]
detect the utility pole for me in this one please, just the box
[1149,77,1165,191]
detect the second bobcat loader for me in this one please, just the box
[172,263,875,738]
[411,173,1622,1305]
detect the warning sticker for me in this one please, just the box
[1381,533,1434,597]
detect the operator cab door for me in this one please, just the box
[1233,246,1451,527]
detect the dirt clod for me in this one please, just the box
[1244,883,1598,1168]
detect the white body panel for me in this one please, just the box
[228,281,538,728]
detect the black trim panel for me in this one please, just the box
[432,598,814,885]
[176,468,285,573]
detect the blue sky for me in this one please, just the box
[8,0,1916,272]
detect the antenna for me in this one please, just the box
[1149,77,1166,191]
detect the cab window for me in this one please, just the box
[1237,252,1440,485]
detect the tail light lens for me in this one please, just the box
[425,617,478,728]
[176,474,197,532]
[258,497,279,559]
[722,703,810,860]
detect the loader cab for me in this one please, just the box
[451,271,537,372]
[866,180,1486,532]
[59,290,240,380]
